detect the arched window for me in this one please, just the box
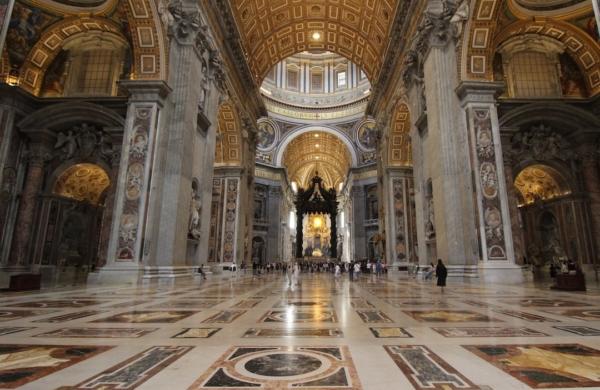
[61,32,129,97]
[498,35,564,98]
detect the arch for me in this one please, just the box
[229,0,397,84]
[16,0,167,95]
[388,101,412,167]
[21,0,119,16]
[18,16,127,95]
[215,102,242,166]
[493,20,600,95]
[499,102,600,130]
[18,102,124,130]
[513,163,572,206]
[461,2,600,96]
[274,125,359,167]
[52,162,111,205]
[506,0,592,20]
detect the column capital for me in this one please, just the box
[456,81,505,106]
[119,80,172,106]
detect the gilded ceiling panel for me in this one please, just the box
[283,131,351,189]
[53,163,110,205]
[229,0,398,83]
[215,102,242,166]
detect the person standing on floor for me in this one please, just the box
[334,264,341,278]
[354,262,361,280]
[435,259,447,293]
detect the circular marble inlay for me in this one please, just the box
[244,353,322,377]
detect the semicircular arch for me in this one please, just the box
[274,125,359,168]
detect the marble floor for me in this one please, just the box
[0,273,599,389]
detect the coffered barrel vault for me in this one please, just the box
[229,0,399,83]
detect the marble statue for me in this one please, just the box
[188,188,202,240]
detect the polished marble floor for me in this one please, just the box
[0,272,600,389]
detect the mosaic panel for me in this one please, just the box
[385,345,478,389]
[500,299,593,307]
[384,298,451,308]
[0,344,111,388]
[188,346,361,389]
[243,328,343,338]
[432,327,548,338]
[0,327,33,336]
[32,310,102,323]
[0,310,52,322]
[172,328,221,339]
[402,310,499,323]
[553,326,600,336]
[34,327,157,338]
[61,346,191,389]
[259,309,338,323]
[273,300,332,308]
[231,299,262,309]
[465,344,600,388]
[543,309,600,321]
[202,310,246,324]
[355,310,394,323]
[92,311,199,324]
[370,327,412,338]
[5,299,107,308]
[493,309,560,322]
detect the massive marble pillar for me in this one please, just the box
[458,82,522,282]
[351,185,367,260]
[0,104,19,267]
[211,167,252,267]
[418,16,479,276]
[384,168,416,267]
[500,128,526,265]
[578,143,600,271]
[8,138,52,267]
[267,186,282,262]
[95,129,122,269]
[95,81,170,284]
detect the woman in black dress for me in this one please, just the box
[436,259,447,293]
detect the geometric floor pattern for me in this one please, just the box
[0,272,599,389]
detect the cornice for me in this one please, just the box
[205,0,266,118]
[367,0,417,116]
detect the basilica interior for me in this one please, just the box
[0,0,599,389]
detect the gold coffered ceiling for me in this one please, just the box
[229,0,399,83]
[283,131,351,190]
[53,163,110,205]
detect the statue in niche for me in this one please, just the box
[198,59,210,111]
[188,186,202,240]
[425,197,436,240]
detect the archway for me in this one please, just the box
[513,164,577,267]
[32,163,110,286]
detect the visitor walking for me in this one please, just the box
[334,264,341,278]
[436,259,447,293]
[424,262,435,281]
[349,262,354,281]
[354,262,361,280]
